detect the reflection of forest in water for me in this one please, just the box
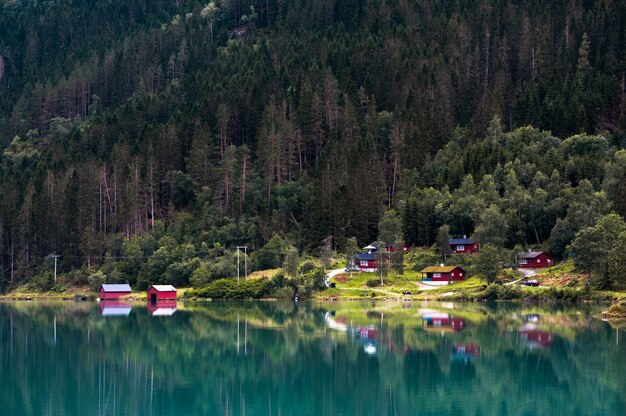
[0,301,624,415]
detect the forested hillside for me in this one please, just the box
[0,0,625,290]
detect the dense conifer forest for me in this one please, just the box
[0,0,625,291]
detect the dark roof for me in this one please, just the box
[449,238,474,245]
[100,284,132,292]
[356,253,377,261]
[519,251,550,259]
[420,266,463,273]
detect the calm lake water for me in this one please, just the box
[0,300,624,416]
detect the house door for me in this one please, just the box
[150,293,157,303]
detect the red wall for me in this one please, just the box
[427,267,465,281]
[357,259,377,271]
[519,253,553,268]
[147,287,177,300]
[451,243,479,254]
[99,289,130,300]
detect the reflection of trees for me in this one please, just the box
[0,301,625,415]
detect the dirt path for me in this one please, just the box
[324,268,349,287]
[505,268,537,286]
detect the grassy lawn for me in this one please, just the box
[318,269,487,300]
[0,285,94,300]
[536,259,576,275]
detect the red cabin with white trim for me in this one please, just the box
[420,266,466,282]
[518,251,553,268]
[449,237,479,254]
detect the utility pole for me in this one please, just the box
[51,254,61,284]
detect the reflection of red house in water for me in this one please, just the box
[147,300,177,316]
[357,327,378,340]
[99,300,132,316]
[452,343,480,357]
[519,328,553,348]
[422,313,465,332]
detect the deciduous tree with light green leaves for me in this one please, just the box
[344,237,360,269]
[472,244,506,283]
[378,210,403,281]
[568,214,626,288]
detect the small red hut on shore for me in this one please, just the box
[147,285,177,302]
[99,284,132,300]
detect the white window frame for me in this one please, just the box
[520,259,528,265]
[456,245,465,251]
[433,272,441,278]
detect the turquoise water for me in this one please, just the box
[1,301,624,416]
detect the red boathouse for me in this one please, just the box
[147,285,177,302]
[420,266,466,282]
[449,237,479,254]
[99,284,132,300]
[518,251,553,268]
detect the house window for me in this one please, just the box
[456,245,465,251]
[360,260,368,266]
[433,273,441,278]
[452,272,455,277]
[520,259,528,265]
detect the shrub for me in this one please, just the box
[273,286,295,300]
[88,270,107,292]
[366,279,380,287]
[252,234,287,270]
[299,261,316,274]
[30,271,55,291]
[478,284,522,301]
[186,278,270,299]
[410,251,442,272]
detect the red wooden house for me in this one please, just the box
[518,251,553,268]
[99,284,132,300]
[449,237,479,254]
[420,266,466,282]
[355,253,377,272]
[147,285,177,302]
[362,241,410,254]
